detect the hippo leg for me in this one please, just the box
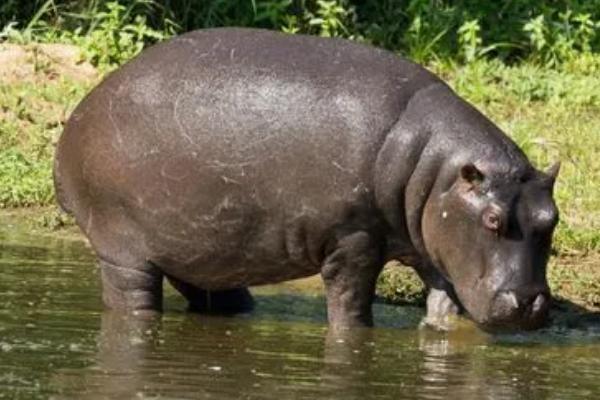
[100,259,163,313]
[166,276,254,314]
[321,231,384,328]
[421,288,462,331]
[411,266,462,330]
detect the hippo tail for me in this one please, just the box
[52,151,74,215]
[52,124,87,218]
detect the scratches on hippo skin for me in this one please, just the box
[211,37,222,52]
[154,228,198,245]
[206,159,258,170]
[333,92,370,133]
[129,72,164,106]
[135,195,146,207]
[331,160,352,174]
[213,196,233,215]
[205,159,258,184]
[107,98,123,148]
[205,196,250,227]
[221,176,241,185]
[160,157,192,182]
[173,83,195,145]
[352,182,370,194]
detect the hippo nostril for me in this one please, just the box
[499,291,519,310]
[488,290,550,329]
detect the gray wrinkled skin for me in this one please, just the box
[54,28,559,331]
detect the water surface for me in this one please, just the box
[1,215,599,399]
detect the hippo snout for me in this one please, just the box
[485,289,550,331]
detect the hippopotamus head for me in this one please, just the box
[422,161,559,331]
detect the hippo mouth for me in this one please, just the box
[476,290,551,332]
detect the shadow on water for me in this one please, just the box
[550,299,600,330]
[1,215,600,399]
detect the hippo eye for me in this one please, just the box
[483,210,502,232]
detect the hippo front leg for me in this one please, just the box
[411,265,463,330]
[321,231,384,329]
[421,287,462,331]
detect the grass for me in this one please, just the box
[0,43,96,207]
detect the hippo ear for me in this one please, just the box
[546,161,560,182]
[460,163,484,187]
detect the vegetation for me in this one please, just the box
[0,44,95,207]
[2,1,600,64]
[0,1,598,307]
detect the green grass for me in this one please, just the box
[0,47,94,206]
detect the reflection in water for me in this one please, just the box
[415,328,600,400]
[321,328,377,399]
[94,312,162,399]
[1,215,600,399]
[417,329,490,400]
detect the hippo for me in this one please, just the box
[53,28,559,331]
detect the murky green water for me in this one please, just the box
[1,216,600,399]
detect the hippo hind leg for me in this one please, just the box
[83,207,164,313]
[100,258,163,313]
[166,275,254,314]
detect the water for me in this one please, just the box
[1,215,600,399]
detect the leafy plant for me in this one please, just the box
[47,1,170,69]
[458,19,482,63]
[308,0,352,37]
[524,11,600,66]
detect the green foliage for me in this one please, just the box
[56,1,170,68]
[355,1,600,64]
[0,66,93,207]
[3,1,600,66]
[2,1,171,70]
[306,0,354,37]
[524,11,600,66]
[377,264,426,306]
[457,19,482,63]
[0,149,53,207]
